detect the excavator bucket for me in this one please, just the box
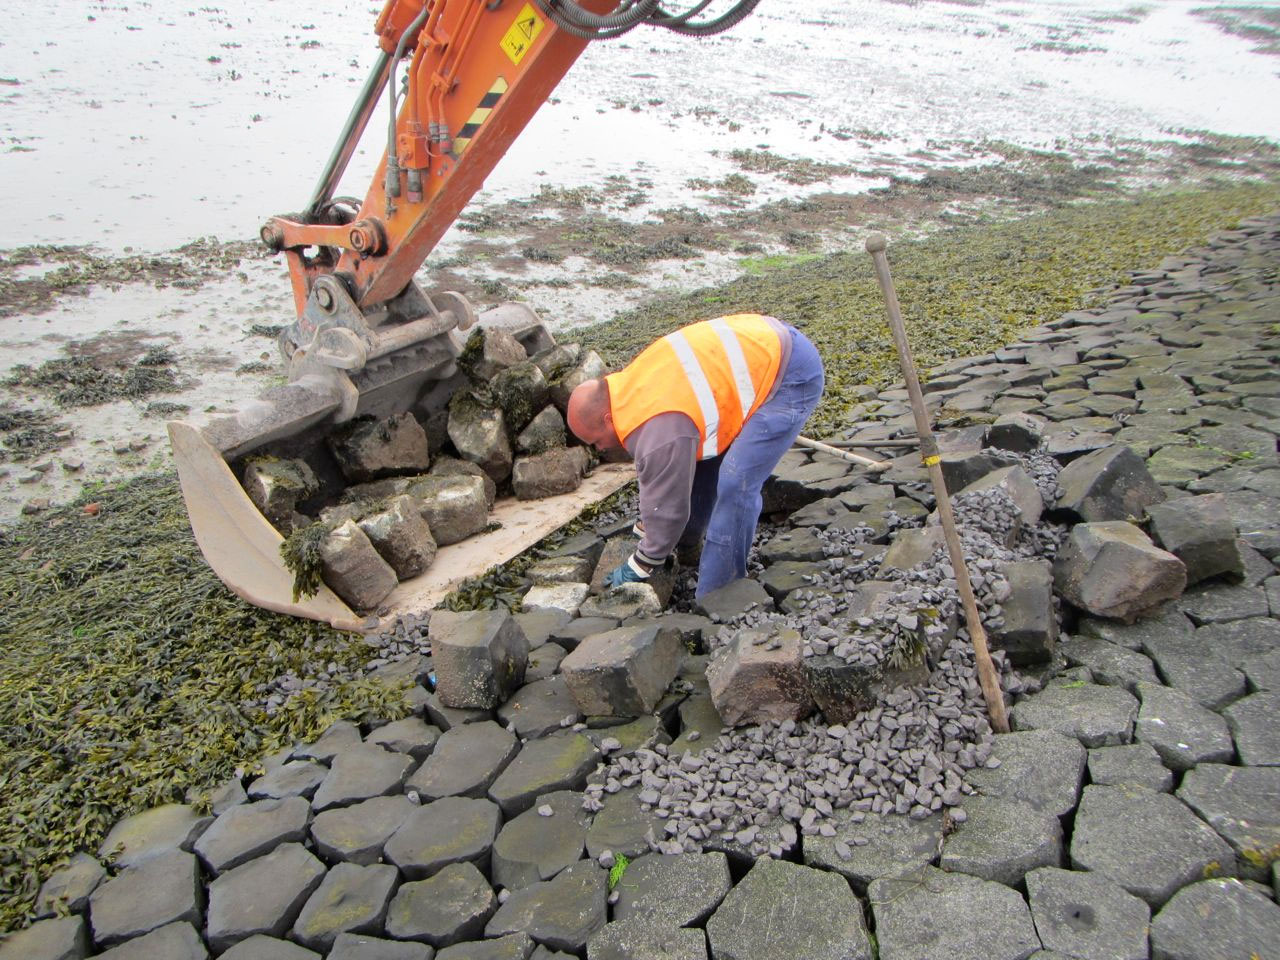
[168,293,633,632]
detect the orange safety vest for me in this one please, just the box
[606,314,784,459]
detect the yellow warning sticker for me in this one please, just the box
[500,3,544,65]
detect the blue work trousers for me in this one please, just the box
[682,328,824,598]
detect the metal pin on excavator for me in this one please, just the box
[167,1,762,629]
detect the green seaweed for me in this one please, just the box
[279,521,335,601]
[0,475,409,929]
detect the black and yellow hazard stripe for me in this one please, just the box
[453,78,509,157]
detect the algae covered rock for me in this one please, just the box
[447,392,513,484]
[242,456,318,532]
[319,520,398,610]
[404,475,490,546]
[490,361,549,435]
[357,494,437,579]
[549,350,608,412]
[431,456,497,508]
[512,447,590,500]
[327,411,432,483]
[516,405,568,455]
[458,327,528,382]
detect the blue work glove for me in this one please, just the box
[605,554,650,588]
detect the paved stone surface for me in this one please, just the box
[1224,691,1280,765]
[328,933,434,960]
[965,730,1085,816]
[497,676,582,739]
[35,851,106,918]
[88,849,203,947]
[313,745,415,812]
[220,935,320,960]
[385,861,497,947]
[0,916,88,960]
[587,918,706,960]
[1198,616,1280,668]
[1135,681,1234,771]
[1141,630,1248,710]
[485,860,608,953]
[561,624,684,716]
[95,922,207,959]
[1070,784,1237,906]
[1054,521,1186,622]
[247,760,328,801]
[384,796,502,879]
[367,717,441,760]
[1243,647,1280,693]
[291,862,399,952]
[406,721,520,800]
[1150,878,1280,960]
[525,642,567,682]
[870,866,1041,960]
[488,733,600,816]
[802,809,943,892]
[1010,680,1138,747]
[612,852,732,927]
[585,787,662,861]
[1178,763,1280,883]
[1180,582,1270,625]
[941,795,1063,886]
[310,794,417,865]
[1058,636,1158,691]
[707,857,872,960]
[491,790,588,889]
[194,796,310,873]
[95,804,210,870]
[437,933,535,960]
[1147,493,1244,585]
[513,609,573,649]
[431,610,529,710]
[205,842,327,952]
[693,578,774,622]
[1025,866,1150,960]
[1087,743,1173,792]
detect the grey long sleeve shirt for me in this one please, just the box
[620,317,793,566]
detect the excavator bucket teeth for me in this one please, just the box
[168,421,367,632]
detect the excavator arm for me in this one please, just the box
[264,0,618,317]
[167,0,760,629]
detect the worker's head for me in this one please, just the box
[567,378,622,452]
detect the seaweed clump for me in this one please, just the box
[0,406,68,461]
[279,521,334,601]
[6,346,183,407]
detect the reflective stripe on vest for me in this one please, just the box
[606,314,785,459]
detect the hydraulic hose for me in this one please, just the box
[654,0,761,36]
[533,0,760,41]
[386,5,433,200]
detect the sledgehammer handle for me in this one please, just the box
[864,232,1010,734]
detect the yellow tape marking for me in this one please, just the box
[922,454,941,466]
[453,77,509,157]
[501,3,544,65]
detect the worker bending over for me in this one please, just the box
[566,314,824,598]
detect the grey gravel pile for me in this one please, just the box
[588,625,999,858]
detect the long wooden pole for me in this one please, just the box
[864,232,1010,733]
[794,434,889,470]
